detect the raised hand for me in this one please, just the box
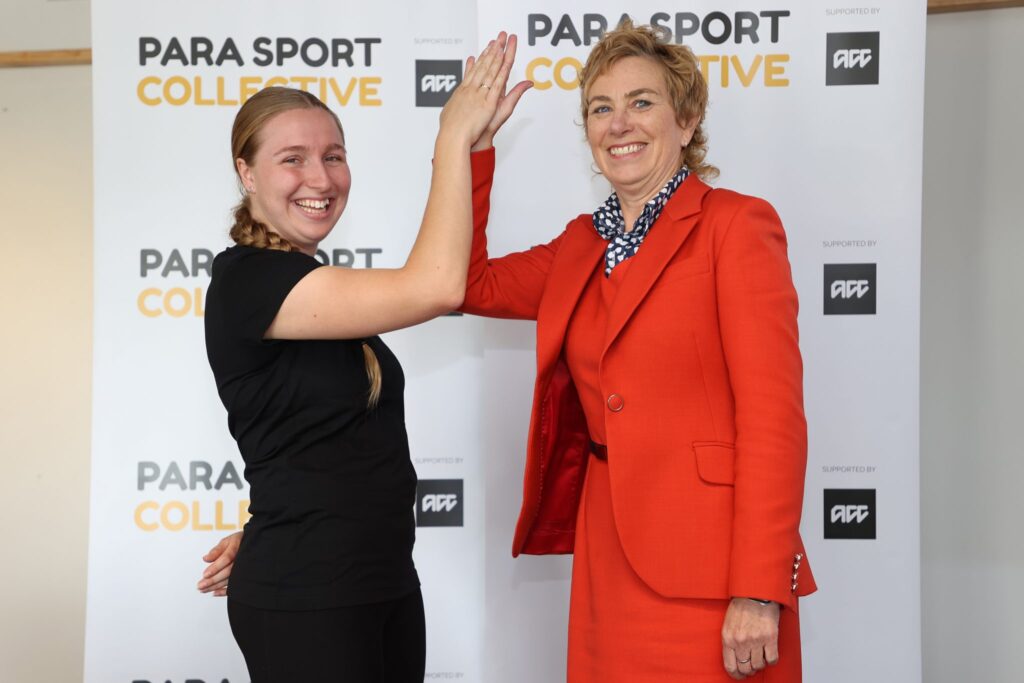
[468,34,532,151]
[437,32,528,149]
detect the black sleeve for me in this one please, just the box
[215,248,322,344]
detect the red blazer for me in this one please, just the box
[462,149,816,610]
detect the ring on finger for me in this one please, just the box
[479,83,491,90]
[736,656,751,664]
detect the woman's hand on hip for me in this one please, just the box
[197,530,242,597]
[721,597,781,679]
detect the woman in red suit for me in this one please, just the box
[460,21,815,682]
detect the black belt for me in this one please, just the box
[589,440,608,461]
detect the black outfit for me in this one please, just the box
[227,590,425,683]
[205,246,423,681]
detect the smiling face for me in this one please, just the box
[585,56,697,203]
[235,107,351,255]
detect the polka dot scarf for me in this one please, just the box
[591,167,689,277]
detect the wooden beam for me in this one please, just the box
[1,2,1022,65]
[0,49,92,68]
[929,0,1024,12]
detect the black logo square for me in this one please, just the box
[824,263,876,315]
[416,479,463,527]
[824,489,876,539]
[415,60,462,107]
[826,32,880,86]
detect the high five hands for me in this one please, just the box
[437,31,532,152]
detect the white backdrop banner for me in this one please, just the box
[87,1,924,682]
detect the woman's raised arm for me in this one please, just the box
[266,34,521,341]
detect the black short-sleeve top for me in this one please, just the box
[204,245,419,610]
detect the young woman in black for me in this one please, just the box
[199,34,529,682]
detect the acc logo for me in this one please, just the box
[826,32,880,86]
[831,504,870,524]
[415,60,462,107]
[824,489,876,539]
[833,49,872,69]
[423,493,458,512]
[421,74,458,93]
[417,479,463,527]
[824,263,876,315]
[830,279,870,299]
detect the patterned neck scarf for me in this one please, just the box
[591,167,689,277]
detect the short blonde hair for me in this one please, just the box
[580,19,718,180]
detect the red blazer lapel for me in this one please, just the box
[535,220,605,372]
[603,175,712,356]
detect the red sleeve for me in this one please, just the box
[460,147,565,321]
[713,195,809,611]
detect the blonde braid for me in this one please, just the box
[229,196,294,252]
[362,343,382,409]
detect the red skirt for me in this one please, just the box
[567,455,802,683]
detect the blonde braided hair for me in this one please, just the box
[229,198,295,252]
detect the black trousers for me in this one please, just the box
[227,589,426,683]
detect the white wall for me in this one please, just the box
[0,0,89,52]
[920,8,1024,683]
[0,6,1021,683]
[0,64,92,683]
